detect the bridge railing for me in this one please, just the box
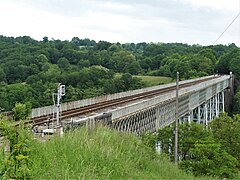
[30,75,217,118]
[110,75,230,120]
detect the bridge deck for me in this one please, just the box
[30,75,218,119]
[14,75,230,128]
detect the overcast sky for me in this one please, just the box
[1,0,240,45]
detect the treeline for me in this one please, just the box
[142,113,240,178]
[0,35,239,111]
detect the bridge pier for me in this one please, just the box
[225,72,234,112]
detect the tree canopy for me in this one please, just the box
[0,35,238,111]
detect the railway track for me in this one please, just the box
[17,76,221,127]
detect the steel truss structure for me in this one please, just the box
[179,91,224,126]
[111,84,229,136]
[78,75,232,136]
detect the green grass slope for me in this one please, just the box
[134,75,173,86]
[30,128,208,179]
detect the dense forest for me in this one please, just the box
[0,35,239,111]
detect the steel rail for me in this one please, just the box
[19,76,221,126]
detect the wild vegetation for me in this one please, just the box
[0,35,239,111]
[0,118,209,179]
[0,117,32,178]
[155,113,240,178]
[1,35,240,178]
[30,128,204,179]
[1,111,238,179]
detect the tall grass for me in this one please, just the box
[30,127,207,179]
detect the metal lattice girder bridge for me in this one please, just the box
[109,75,232,135]
[29,75,233,135]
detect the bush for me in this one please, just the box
[12,102,32,121]
[157,121,240,178]
[179,138,238,179]
[0,119,33,179]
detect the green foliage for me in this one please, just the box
[157,123,211,161]
[30,127,200,179]
[180,139,238,179]
[12,102,32,121]
[116,73,144,91]
[142,132,157,151]
[125,60,142,75]
[35,54,49,71]
[0,83,34,111]
[0,119,33,179]
[111,50,136,72]
[216,49,240,76]
[71,37,96,46]
[157,118,240,178]
[0,35,237,111]
[233,90,240,114]
[0,67,6,82]
[158,65,172,77]
[210,113,240,162]
[57,57,70,70]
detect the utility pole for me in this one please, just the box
[174,72,179,165]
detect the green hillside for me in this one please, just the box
[30,128,208,179]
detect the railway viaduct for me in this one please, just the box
[30,74,233,135]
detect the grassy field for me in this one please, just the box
[29,127,209,179]
[134,75,173,86]
[115,73,173,87]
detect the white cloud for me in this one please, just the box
[180,0,239,11]
[0,1,69,40]
[0,0,240,45]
